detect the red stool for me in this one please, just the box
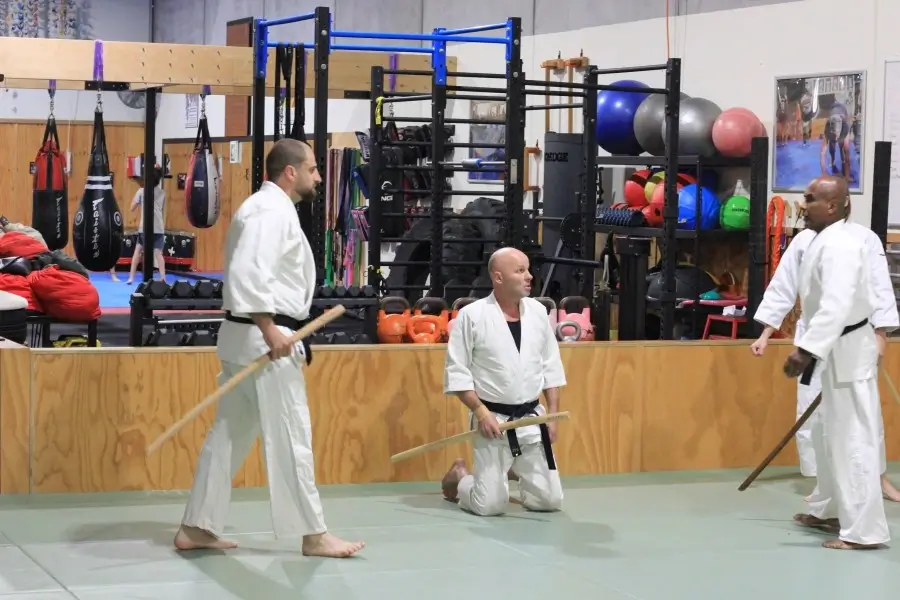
[679,296,749,340]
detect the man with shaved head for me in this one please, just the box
[773,175,890,550]
[441,246,567,516]
[174,138,365,558]
[752,177,900,507]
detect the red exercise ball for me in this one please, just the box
[624,169,650,207]
[642,203,663,227]
[649,172,696,208]
[712,108,766,158]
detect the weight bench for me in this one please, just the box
[26,311,99,348]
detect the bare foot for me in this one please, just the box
[882,476,900,502]
[301,532,365,558]
[441,458,468,502]
[793,513,840,534]
[823,539,882,550]
[173,525,238,551]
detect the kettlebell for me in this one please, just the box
[448,297,478,337]
[377,296,411,343]
[411,296,450,342]
[534,296,558,330]
[557,296,594,341]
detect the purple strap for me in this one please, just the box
[93,40,104,81]
[202,85,211,97]
[49,79,56,91]
[388,54,398,92]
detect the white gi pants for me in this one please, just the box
[457,432,563,517]
[182,354,327,539]
[806,366,890,545]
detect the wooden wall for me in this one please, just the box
[0,119,146,257]
[5,340,900,495]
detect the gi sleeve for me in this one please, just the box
[224,209,284,315]
[540,315,567,389]
[865,236,899,332]
[753,237,803,330]
[796,240,864,360]
[444,308,475,394]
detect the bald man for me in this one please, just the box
[782,176,890,550]
[440,247,566,516]
[174,139,365,558]
[751,177,900,503]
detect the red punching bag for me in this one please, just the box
[32,92,69,251]
[185,113,221,228]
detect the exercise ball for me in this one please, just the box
[633,92,690,156]
[711,108,765,157]
[595,80,650,155]
[661,97,722,158]
[720,195,750,230]
[649,172,696,209]
[644,168,665,202]
[677,184,720,230]
[624,169,651,207]
[642,203,663,227]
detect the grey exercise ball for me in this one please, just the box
[633,92,690,156]
[661,97,722,158]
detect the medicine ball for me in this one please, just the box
[720,195,751,230]
[677,184,720,230]
[624,169,651,207]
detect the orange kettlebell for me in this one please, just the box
[377,296,411,343]
[448,297,478,337]
[557,296,594,341]
[408,296,450,342]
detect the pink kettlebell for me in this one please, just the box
[534,297,558,330]
[557,296,594,341]
[447,297,478,336]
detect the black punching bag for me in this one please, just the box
[73,106,123,271]
[32,112,68,250]
[185,114,221,228]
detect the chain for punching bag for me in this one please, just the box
[32,80,69,250]
[73,40,123,272]
[185,87,221,228]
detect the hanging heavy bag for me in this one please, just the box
[32,111,68,250]
[72,106,123,271]
[185,113,221,228]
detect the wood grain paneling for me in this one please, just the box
[225,18,253,138]
[2,339,899,495]
[0,119,146,257]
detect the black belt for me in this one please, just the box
[800,318,868,385]
[224,311,312,365]
[480,399,557,471]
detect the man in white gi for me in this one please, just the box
[751,184,900,502]
[173,139,365,558]
[781,175,889,550]
[440,247,566,516]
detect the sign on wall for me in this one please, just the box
[772,71,866,194]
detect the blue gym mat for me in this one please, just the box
[90,271,223,310]
[773,139,861,191]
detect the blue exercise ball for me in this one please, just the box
[677,184,720,230]
[595,80,650,155]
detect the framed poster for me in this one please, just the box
[468,99,506,184]
[772,71,865,194]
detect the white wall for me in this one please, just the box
[0,0,152,124]
[446,0,899,228]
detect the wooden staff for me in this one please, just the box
[390,411,570,463]
[145,305,346,455]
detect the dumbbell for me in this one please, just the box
[318,286,335,298]
[362,286,376,298]
[169,280,194,298]
[144,330,161,346]
[136,280,170,299]
[333,285,347,298]
[193,280,218,299]
[348,285,361,297]
[330,331,351,345]
[212,280,223,298]
[352,333,371,344]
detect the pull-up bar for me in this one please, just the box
[259,12,316,27]
[439,22,508,35]
[330,30,509,45]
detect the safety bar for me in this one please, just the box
[259,12,315,27]
[592,63,668,75]
[331,30,508,45]
[439,22,509,35]
[332,43,432,54]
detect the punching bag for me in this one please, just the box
[32,113,68,250]
[72,106,123,271]
[185,114,221,228]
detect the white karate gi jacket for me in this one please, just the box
[796,220,880,383]
[216,181,316,365]
[754,221,898,341]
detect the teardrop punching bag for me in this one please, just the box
[72,105,123,271]
[32,101,69,250]
[185,110,221,228]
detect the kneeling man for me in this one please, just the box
[441,247,566,515]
